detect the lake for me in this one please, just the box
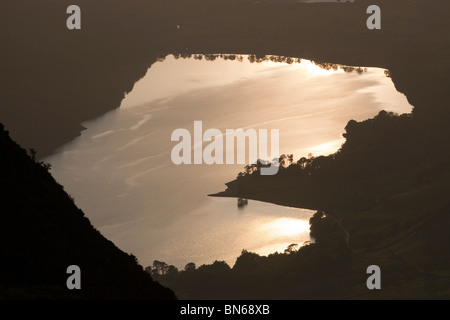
[44,54,413,269]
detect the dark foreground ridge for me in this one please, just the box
[0,123,175,299]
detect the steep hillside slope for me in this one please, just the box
[0,123,175,299]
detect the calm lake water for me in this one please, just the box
[44,54,413,268]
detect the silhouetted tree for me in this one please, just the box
[184,262,196,272]
[284,243,298,254]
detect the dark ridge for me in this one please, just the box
[1,0,449,158]
[0,123,176,300]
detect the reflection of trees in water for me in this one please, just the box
[159,53,371,75]
[313,61,368,74]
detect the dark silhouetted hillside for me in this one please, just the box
[2,0,449,300]
[0,123,176,300]
[2,0,449,158]
[170,110,450,299]
[210,112,450,298]
[150,211,352,300]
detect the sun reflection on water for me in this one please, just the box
[260,217,310,238]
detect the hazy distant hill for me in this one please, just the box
[1,0,449,300]
[0,123,175,299]
[1,0,448,158]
